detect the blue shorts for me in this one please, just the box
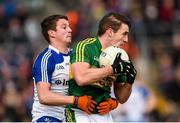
[34,116,62,122]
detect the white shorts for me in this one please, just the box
[74,108,114,123]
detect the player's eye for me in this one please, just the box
[61,24,67,29]
[62,26,66,29]
[123,32,128,36]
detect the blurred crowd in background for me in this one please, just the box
[0,0,179,122]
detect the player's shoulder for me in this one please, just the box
[80,37,96,44]
[74,37,97,49]
[34,48,54,64]
[82,37,96,42]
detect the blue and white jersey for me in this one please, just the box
[31,45,72,121]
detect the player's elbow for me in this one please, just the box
[74,76,88,86]
[117,97,128,104]
[115,93,129,104]
[38,94,48,105]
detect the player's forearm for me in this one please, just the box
[114,83,132,104]
[74,66,113,86]
[38,92,74,106]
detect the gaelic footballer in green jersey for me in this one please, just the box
[68,37,126,113]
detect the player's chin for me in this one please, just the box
[118,43,124,48]
[66,38,72,43]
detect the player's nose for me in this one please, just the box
[123,36,128,43]
[68,26,72,32]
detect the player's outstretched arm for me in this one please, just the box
[37,82,97,114]
[37,82,75,105]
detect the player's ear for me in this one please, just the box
[107,28,114,37]
[48,30,56,38]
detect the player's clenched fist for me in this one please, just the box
[124,60,137,84]
[97,98,118,115]
[73,95,97,114]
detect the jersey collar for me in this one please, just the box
[95,37,102,52]
[48,45,72,56]
[49,45,59,54]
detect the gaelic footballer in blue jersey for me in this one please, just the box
[32,45,72,122]
[31,14,74,122]
[31,14,97,122]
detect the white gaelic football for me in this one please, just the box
[99,46,129,67]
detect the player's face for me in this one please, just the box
[55,19,72,44]
[111,23,129,48]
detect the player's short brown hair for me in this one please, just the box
[98,12,131,36]
[41,14,68,43]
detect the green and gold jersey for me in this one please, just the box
[68,37,124,113]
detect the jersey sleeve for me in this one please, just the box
[70,42,90,64]
[32,53,54,83]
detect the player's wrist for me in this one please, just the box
[69,96,76,105]
[73,96,79,107]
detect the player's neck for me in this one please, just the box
[98,35,111,49]
[51,42,69,54]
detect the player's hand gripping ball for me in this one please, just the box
[99,46,129,67]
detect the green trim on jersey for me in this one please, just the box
[75,38,97,62]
